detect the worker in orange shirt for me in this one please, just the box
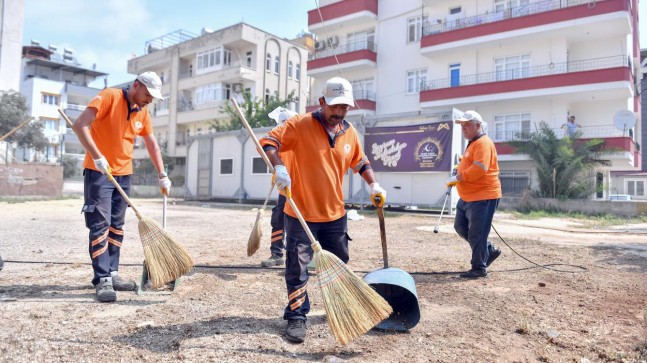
[72,72,170,302]
[448,110,502,278]
[259,77,386,343]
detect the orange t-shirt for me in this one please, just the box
[456,134,502,202]
[82,88,153,175]
[260,112,370,222]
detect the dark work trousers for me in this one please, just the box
[283,213,350,321]
[454,198,500,271]
[269,194,286,257]
[82,169,131,286]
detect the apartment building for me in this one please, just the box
[127,23,310,168]
[0,0,24,92]
[307,0,642,204]
[18,41,107,163]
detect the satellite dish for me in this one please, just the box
[613,110,636,134]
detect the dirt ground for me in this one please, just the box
[0,197,646,363]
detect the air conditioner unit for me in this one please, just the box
[327,36,339,47]
[314,41,327,51]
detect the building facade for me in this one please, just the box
[127,23,310,169]
[18,42,107,164]
[0,0,24,92]
[306,0,642,204]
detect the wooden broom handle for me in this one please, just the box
[58,108,142,218]
[376,199,389,269]
[231,99,322,252]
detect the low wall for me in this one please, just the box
[0,164,63,197]
[500,196,647,217]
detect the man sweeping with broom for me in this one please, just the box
[258,77,387,343]
[72,71,171,302]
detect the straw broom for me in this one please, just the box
[231,99,392,345]
[247,183,275,256]
[58,108,194,288]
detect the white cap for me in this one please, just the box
[136,71,163,100]
[455,110,483,124]
[323,77,354,106]
[268,106,298,124]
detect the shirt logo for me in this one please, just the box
[344,144,351,154]
[134,121,143,131]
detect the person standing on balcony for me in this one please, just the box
[258,76,387,343]
[561,115,581,138]
[447,110,502,279]
[72,71,171,303]
[261,106,297,268]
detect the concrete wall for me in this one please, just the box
[500,195,647,217]
[0,164,63,197]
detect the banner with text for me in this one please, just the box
[364,122,453,172]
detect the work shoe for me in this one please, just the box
[111,272,137,291]
[261,254,284,268]
[285,319,307,343]
[487,248,501,267]
[95,277,117,302]
[459,269,487,279]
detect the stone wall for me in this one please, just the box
[0,164,63,197]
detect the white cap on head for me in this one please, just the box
[268,106,298,124]
[136,71,163,100]
[454,110,483,124]
[323,77,354,106]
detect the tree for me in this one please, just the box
[0,91,47,163]
[215,91,295,131]
[132,139,176,185]
[507,121,611,199]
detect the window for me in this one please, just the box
[407,16,429,43]
[220,158,233,175]
[499,170,530,196]
[295,63,301,81]
[347,29,375,51]
[223,49,232,67]
[196,49,217,72]
[265,88,270,104]
[627,180,645,197]
[43,118,59,131]
[288,61,293,79]
[42,93,60,105]
[351,78,375,100]
[266,53,271,71]
[495,54,531,81]
[493,113,531,142]
[406,69,427,94]
[46,145,57,159]
[195,83,229,105]
[246,51,253,67]
[449,6,462,14]
[252,157,270,174]
[274,56,280,74]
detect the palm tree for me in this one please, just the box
[508,121,611,199]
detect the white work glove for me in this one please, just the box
[446,175,458,188]
[272,165,291,192]
[159,176,172,196]
[369,183,387,208]
[93,156,112,175]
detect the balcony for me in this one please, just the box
[308,0,378,32]
[305,90,376,114]
[494,125,638,167]
[420,56,632,108]
[178,63,256,90]
[176,99,228,125]
[420,0,631,56]
[308,40,377,77]
[65,82,103,99]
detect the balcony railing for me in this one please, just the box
[309,40,377,61]
[491,125,633,143]
[66,103,87,111]
[422,0,592,37]
[353,90,376,101]
[422,55,629,91]
[178,62,256,80]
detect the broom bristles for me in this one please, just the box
[138,216,194,288]
[314,249,393,346]
[247,209,264,257]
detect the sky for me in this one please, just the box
[22,0,647,88]
[23,0,316,87]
